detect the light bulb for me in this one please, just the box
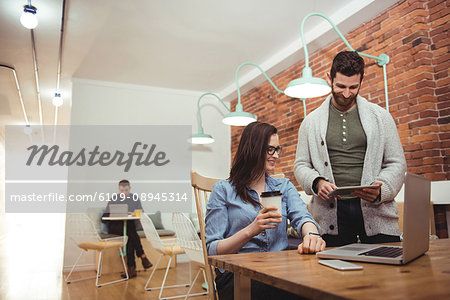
[20,5,38,29]
[52,93,63,107]
[24,125,32,135]
[188,133,215,144]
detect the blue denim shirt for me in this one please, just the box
[205,174,320,257]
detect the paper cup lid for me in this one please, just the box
[260,191,282,197]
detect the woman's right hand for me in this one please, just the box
[247,206,282,237]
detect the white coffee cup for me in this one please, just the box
[260,191,282,213]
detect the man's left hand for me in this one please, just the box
[352,182,382,202]
[298,235,326,254]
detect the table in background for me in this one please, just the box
[101,215,140,255]
[209,239,450,300]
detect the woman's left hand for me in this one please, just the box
[297,235,326,254]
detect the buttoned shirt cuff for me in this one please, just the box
[312,176,328,196]
[208,240,219,256]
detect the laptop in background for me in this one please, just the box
[109,204,128,217]
[317,173,431,265]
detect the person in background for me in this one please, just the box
[206,121,325,300]
[102,179,152,278]
[294,51,407,247]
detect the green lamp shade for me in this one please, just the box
[222,111,257,126]
[284,67,331,98]
[189,133,215,144]
[284,77,331,98]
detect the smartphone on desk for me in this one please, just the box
[318,260,363,271]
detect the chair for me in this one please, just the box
[64,213,129,287]
[191,170,222,300]
[172,212,210,299]
[142,213,189,300]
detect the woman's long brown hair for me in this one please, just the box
[229,122,277,206]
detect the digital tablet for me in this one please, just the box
[327,185,379,198]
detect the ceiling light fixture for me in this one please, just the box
[20,2,38,29]
[189,93,231,145]
[286,12,390,111]
[223,62,284,126]
[52,93,63,107]
[24,125,32,135]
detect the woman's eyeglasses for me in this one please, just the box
[267,146,282,155]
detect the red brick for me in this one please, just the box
[440,107,450,117]
[420,141,442,149]
[411,150,441,159]
[408,102,436,113]
[439,132,450,140]
[440,124,450,132]
[408,158,424,167]
[435,69,448,80]
[409,165,442,174]
[423,173,447,180]
[419,110,439,118]
[411,134,438,143]
[401,2,426,16]
[409,118,436,129]
[404,143,422,151]
[416,80,436,89]
[421,125,440,134]
[423,156,444,166]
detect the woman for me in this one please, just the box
[205,121,325,300]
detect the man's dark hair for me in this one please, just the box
[119,179,130,186]
[330,51,365,82]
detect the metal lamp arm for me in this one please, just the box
[301,12,390,65]
[234,62,284,107]
[301,12,390,111]
[196,92,230,133]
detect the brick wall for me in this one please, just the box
[230,0,449,188]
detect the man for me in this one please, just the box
[103,179,152,277]
[294,51,406,247]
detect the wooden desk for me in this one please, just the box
[209,239,450,300]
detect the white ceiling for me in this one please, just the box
[0,0,399,126]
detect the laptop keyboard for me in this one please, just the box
[358,246,403,258]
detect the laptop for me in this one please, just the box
[109,204,128,217]
[317,173,430,265]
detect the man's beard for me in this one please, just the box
[332,90,358,110]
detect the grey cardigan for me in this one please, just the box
[294,95,407,236]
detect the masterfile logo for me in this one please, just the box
[26,142,170,172]
[5,125,192,213]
